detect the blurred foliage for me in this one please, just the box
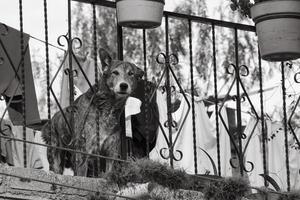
[71,0,274,97]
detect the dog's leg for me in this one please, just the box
[43,122,63,174]
[102,134,121,173]
[48,148,63,174]
[74,153,88,176]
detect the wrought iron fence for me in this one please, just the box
[0,0,299,198]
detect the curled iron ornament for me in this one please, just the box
[229,157,254,172]
[226,64,236,75]
[57,35,83,52]
[156,52,179,66]
[163,120,178,129]
[294,72,300,83]
[232,95,245,102]
[239,65,250,77]
[244,161,255,172]
[0,23,9,36]
[64,68,78,77]
[241,133,247,139]
[57,34,69,47]
[159,148,183,161]
[226,64,250,77]
[160,85,176,94]
[232,95,238,101]
[71,37,83,50]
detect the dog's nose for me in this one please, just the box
[120,83,128,91]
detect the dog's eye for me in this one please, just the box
[128,71,134,76]
[112,71,119,76]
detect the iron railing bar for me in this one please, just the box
[142,29,151,157]
[164,11,255,32]
[116,24,126,159]
[258,47,269,190]
[43,0,53,175]
[92,2,101,175]
[212,23,221,176]
[18,0,27,168]
[67,0,75,149]
[72,0,116,8]
[281,61,291,191]
[188,19,198,175]
[164,14,174,168]
[71,0,255,32]
[234,28,244,176]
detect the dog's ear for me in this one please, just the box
[99,48,112,72]
[135,66,144,79]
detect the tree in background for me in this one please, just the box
[70,0,274,97]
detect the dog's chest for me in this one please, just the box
[74,95,123,152]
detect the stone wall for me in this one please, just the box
[0,165,206,200]
[0,164,112,200]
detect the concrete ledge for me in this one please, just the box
[0,164,114,200]
[0,165,207,200]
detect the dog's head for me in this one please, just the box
[99,48,144,99]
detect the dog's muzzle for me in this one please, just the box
[116,82,131,97]
[120,83,128,91]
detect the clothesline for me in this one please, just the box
[204,85,279,106]
[29,34,66,52]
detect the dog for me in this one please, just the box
[42,48,144,176]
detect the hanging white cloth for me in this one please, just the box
[150,90,224,174]
[268,123,300,191]
[11,124,43,169]
[125,97,142,138]
[289,128,300,190]
[243,116,266,188]
[243,116,300,191]
[208,107,232,177]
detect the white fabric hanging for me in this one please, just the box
[150,90,231,175]
[243,116,300,191]
[289,128,300,190]
[208,107,232,177]
[11,124,43,169]
[243,116,266,188]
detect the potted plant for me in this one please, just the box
[230,0,300,62]
[116,0,165,29]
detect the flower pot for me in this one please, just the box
[251,0,300,62]
[116,0,165,29]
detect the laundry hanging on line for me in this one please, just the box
[0,23,40,126]
[243,116,300,191]
[150,90,232,176]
